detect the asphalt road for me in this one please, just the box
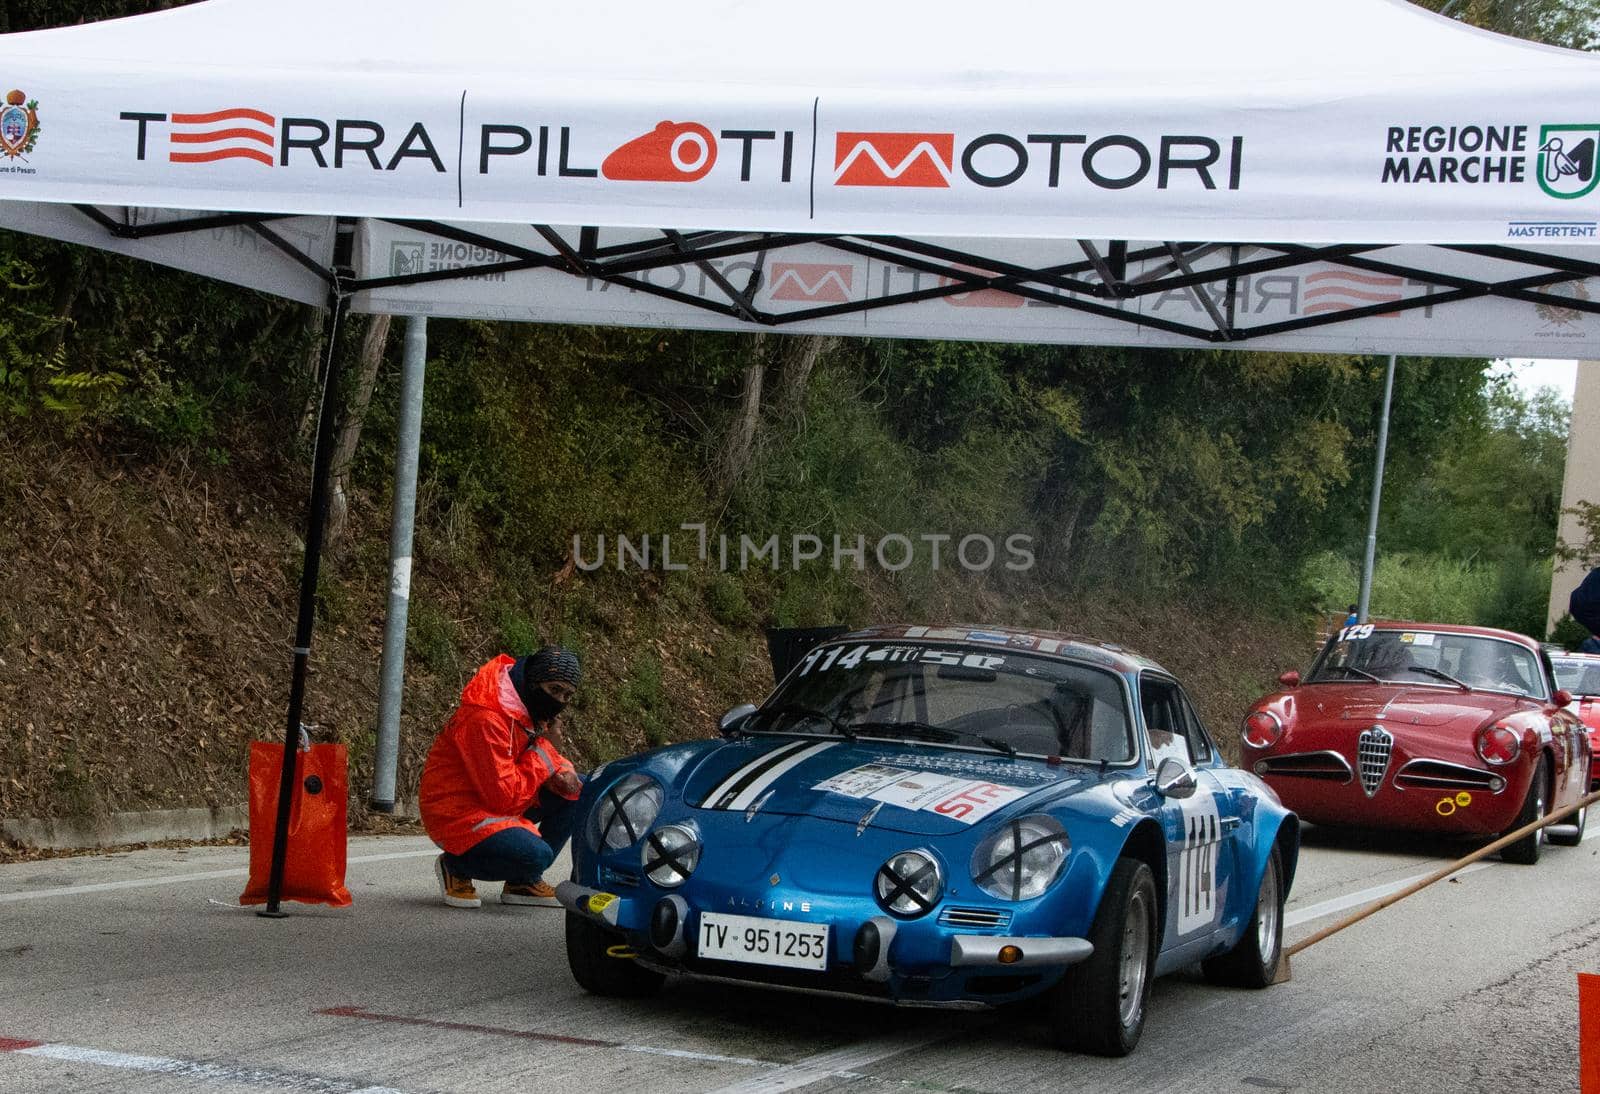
[0,822,1594,1094]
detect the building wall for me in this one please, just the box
[1549,361,1600,635]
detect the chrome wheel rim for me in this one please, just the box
[1535,779,1547,846]
[1256,860,1279,960]
[1119,890,1150,1028]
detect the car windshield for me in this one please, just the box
[1553,656,1600,697]
[1309,627,1546,698]
[748,641,1135,763]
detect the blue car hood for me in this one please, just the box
[681,735,1089,836]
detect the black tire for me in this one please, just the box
[564,912,665,998]
[1500,756,1549,866]
[1048,858,1158,1057]
[1202,844,1284,989]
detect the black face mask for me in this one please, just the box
[524,687,567,722]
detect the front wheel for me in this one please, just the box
[564,912,666,998]
[1201,844,1284,988]
[1500,757,1549,866]
[1048,857,1157,1057]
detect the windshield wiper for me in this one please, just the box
[851,720,959,744]
[1325,665,1382,683]
[759,702,855,740]
[1407,666,1471,690]
[977,735,1018,758]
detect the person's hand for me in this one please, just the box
[548,768,582,797]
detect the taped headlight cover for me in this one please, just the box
[971,815,1070,901]
[591,773,664,850]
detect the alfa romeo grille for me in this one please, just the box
[1357,726,1394,798]
[938,907,1012,930]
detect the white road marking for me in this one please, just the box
[1285,824,1598,929]
[0,848,437,903]
[6,1041,409,1093]
[704,1029,952,1094]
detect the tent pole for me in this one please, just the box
[260,222,355,918]
[1357,354,1397,625]
[370,315,427,813]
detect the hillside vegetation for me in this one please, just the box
[0,0,1585,826]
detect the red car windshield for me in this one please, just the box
[1309,627,1546,699]
[754,641,1136,763]
[1553,656,1600,698]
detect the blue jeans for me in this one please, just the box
[442,778,584,885]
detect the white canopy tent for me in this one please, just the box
[4,0,1600,354]
[5,0,1600,909]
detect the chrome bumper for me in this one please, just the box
[949,935,1093,968]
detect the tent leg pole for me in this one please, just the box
[260,289,350,918]
[1357,354,1397,625]
[370,315,427,814]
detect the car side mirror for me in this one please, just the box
[1154,757,1198,799]
[1278,670,1301,688]
[1553,689,1573,709]
[719,703,758,737]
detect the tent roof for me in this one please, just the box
[16,0,1580,88]
[6,0,1600,356]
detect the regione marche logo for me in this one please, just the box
[0,89,40,160]
[1538,124,1600,199]
[834,132,954,187]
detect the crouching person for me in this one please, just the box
[420,646,584,908]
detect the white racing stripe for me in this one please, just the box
[704,739,837,811]
[724,742,838,811]
[6,1041,408,1093]
[0,848,437,904]
[1286,823,1599,929]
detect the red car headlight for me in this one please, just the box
[1475,725,1520,766]
[1242,711,1283,749]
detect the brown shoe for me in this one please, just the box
[501,878,558,906]
[435,855,480,909]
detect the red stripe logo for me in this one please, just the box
[768,262,854,303]
[834,132,953,188]
[1303,270,1404,317]
[168,108,276,166]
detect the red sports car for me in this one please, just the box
[1242,622,1591,863]
[1551,652,1600,792]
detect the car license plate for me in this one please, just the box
[697,911,829,971]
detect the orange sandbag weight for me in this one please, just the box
[240,741,352,908]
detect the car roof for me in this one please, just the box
[836,623,1165,676]
[1357,621,1541,652]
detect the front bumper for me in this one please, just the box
[556,880,1092,1005]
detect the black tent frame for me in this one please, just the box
[72,204,1600,342]
[63,202,1600,912]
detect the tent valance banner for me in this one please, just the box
[5,0,1600,355]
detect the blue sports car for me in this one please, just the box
[558,624,1298,1055]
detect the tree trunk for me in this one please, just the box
[772,335,836,420]
[714,335,767,499]
[295,306,328,447]
[326,313,392,544]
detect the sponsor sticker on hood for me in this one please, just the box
[815,763,1028,824]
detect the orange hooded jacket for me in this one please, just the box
[419,654,580,856]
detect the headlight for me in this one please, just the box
[591,773,663,850]
[1241,711,1283,749]
[874,850,942,917]
[971,816,1070,901]
[642,824,701,887]
[1475,725,1520,766]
